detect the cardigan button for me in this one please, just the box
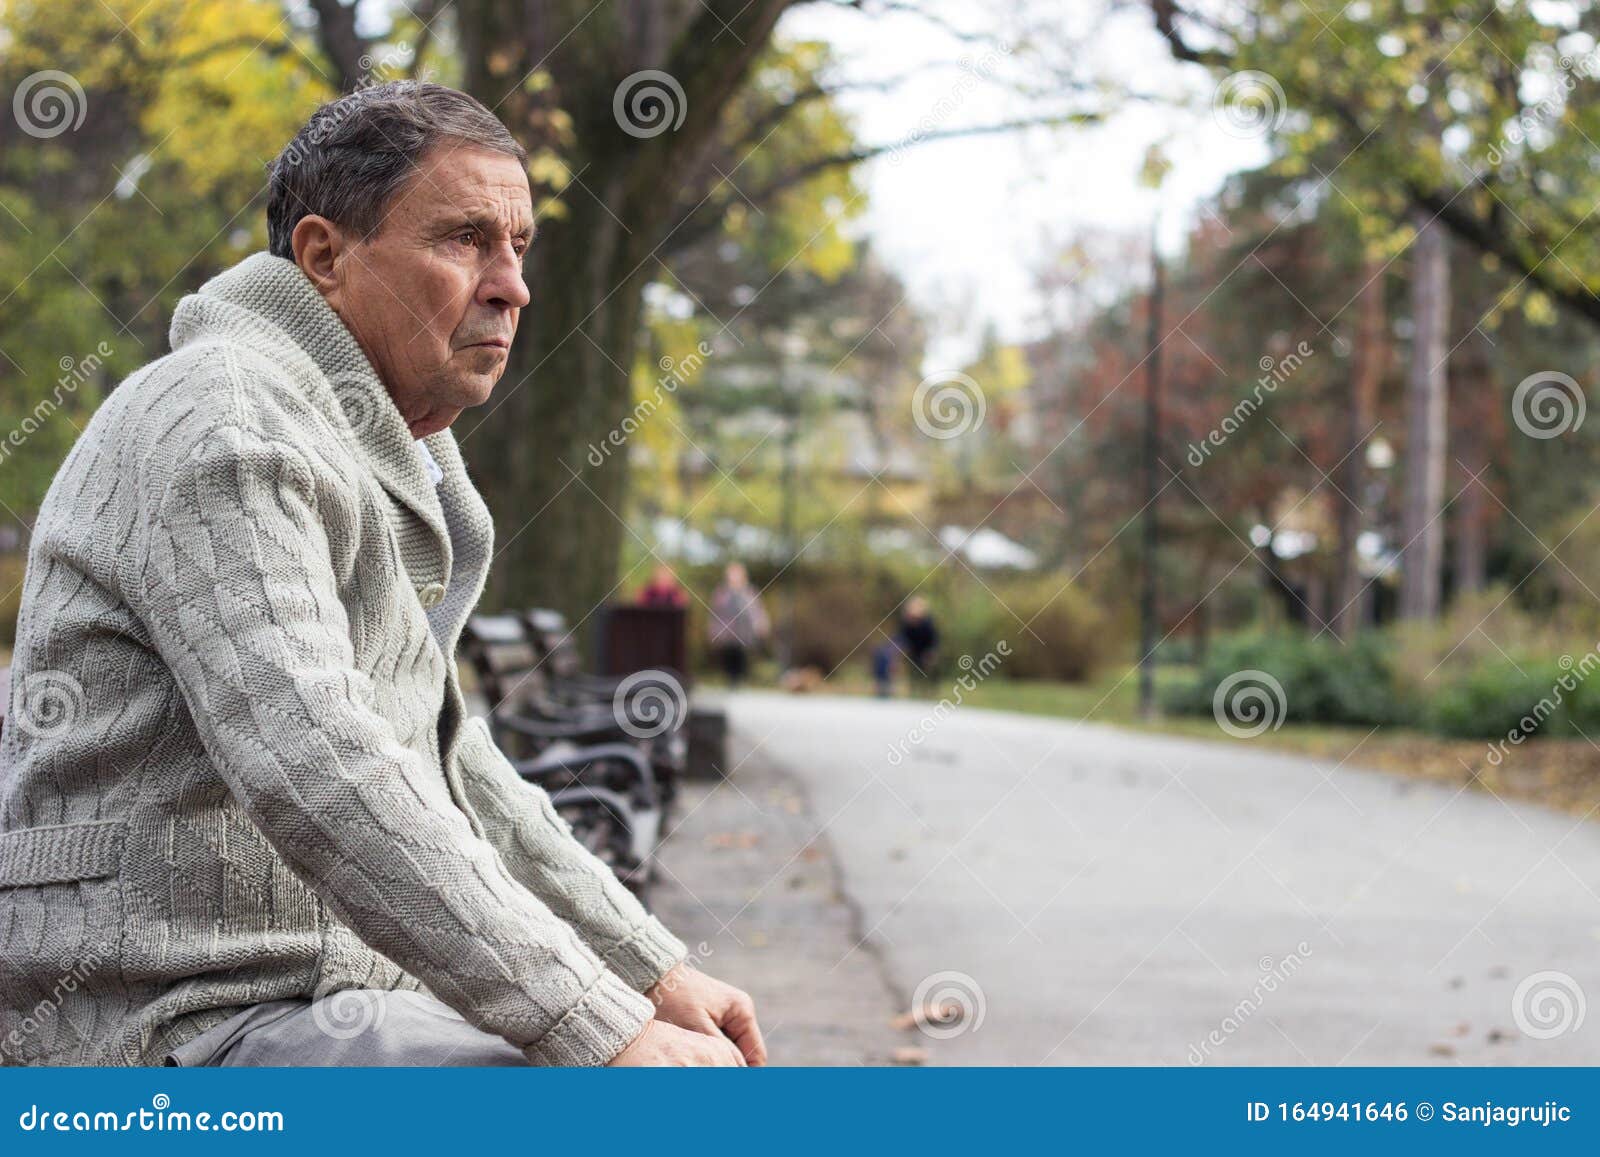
[417,581,446,609]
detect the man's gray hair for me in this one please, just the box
[267,81,526,259]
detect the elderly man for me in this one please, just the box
[0,82,762,1068]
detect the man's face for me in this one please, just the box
[320,143,533,433]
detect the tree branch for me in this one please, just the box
[662,112,1101,259]
[1149,0,1233,67]
[405,0,448,79]
[621,0,802,232]
[1146,0,1600,332]
[835,0,1000,46]
[307,0,369,92]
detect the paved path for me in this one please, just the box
[655,691,1600,1065]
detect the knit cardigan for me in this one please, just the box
[0,251,686,1066]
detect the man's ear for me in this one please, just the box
[290,215,344,294]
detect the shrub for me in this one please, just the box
[0,552,24,647]
[1163,631,1403,728]
[979,579,1109,682]
[1421,658,1571,740]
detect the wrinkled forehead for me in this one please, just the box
[386,143,535,236]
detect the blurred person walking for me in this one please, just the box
[708,562,769,688]
[897,596,940,692]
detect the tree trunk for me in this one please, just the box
[464,194,649,626]
[1451,315,1495,597]
[1331,255,1389,638]
[448,0,794,625]
[1452,454,1487,596]
[1399,207,1450,621]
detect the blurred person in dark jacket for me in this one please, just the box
[898,596,940,689]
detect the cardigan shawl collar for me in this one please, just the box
[167,251,497,665]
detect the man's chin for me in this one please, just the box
[451,373,500,410]
[450,353,507,405]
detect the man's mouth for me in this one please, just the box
[464,338,511,350]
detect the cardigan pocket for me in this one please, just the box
[0,820,126,958]
[0,818,126,888]
[0,820,127,1061]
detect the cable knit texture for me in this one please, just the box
[0,251,685,1066]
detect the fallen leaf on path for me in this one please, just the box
[890,1046,928,1065]
[705,831,761,850]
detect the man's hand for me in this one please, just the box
[606,1019,746,1066]
[646,964,768,1065]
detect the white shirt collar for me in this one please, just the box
[415,438,444,487]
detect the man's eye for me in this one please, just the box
[453,230,478,247]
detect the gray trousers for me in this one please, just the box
[162,989,531,1067]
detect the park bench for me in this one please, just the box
[461,614,682,892]
[524,608,727,784]
[518,608,687,803]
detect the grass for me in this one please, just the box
[823,663,1600,822]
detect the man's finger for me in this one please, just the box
[721,1000,767,1065]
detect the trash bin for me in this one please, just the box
[596,604,688,678]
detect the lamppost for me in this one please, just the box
[1137,146,1171,722]
[1138,217,1163,721]
[776,332,810,672]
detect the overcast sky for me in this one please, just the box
[777,0,1269,368]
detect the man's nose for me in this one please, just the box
[479,242,531,310]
